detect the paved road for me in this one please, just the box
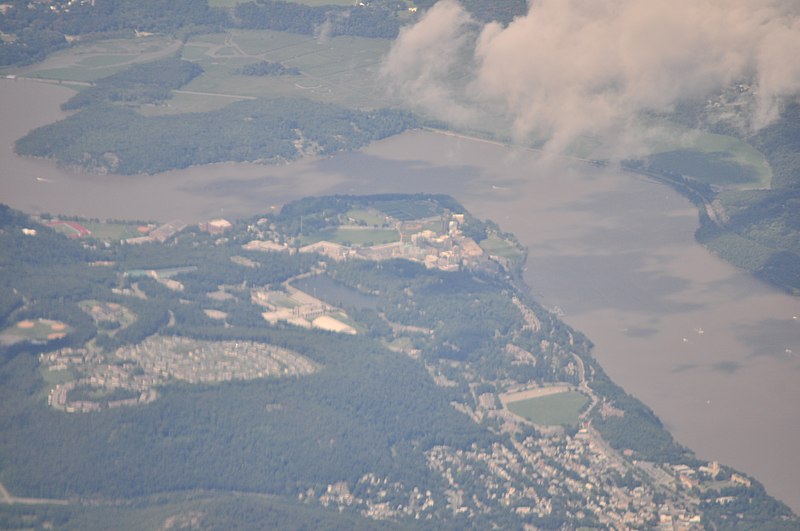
[0,481,68,506]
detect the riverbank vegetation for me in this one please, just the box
[15,97,417,174]
[622,101,800,294]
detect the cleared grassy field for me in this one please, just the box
[0,319,71,343]
[81,221,146,241]
[480,234,524,260]
[346,208,388,226]
[301,226,400,246]
[176,29,394,111]
[269,292,301,309]
[16,36,179,83]
[11,28,394,113]
[507,391,589,427]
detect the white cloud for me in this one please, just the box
[382,0,800,153]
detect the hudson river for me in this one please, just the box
[2,78,799,512]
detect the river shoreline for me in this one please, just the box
[1,77,799,513]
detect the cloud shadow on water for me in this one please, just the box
[711,361,742,374]
[314,152,491,197]
[738,319,799,361]
[624,327,659,338]
[526,251,705,316]
[671,363,700,374]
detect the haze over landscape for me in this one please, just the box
[0,0,799,529]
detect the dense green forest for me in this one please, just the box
[413,0,527,25]
[0,0,530,68]
[235,60,300,77]
[15,97,418,174]
[0,492,403,531]
[0,0,224,66]
[624,102,800,294]
[61,56,203,110]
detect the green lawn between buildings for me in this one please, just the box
[507,391,589,427]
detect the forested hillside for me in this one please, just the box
[60,56,203,110]
[696,103,800,293]
[0,0,530,68]
[1,196,794,529]
[16,97,417,174]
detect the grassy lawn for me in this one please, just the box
[301,227,400,246]
[76,54,135,67]
[13,29,393,112]
[40,367,74,386]
[82,221,145,241]
[269,292,301,309]
[480,234,524,260]
[507,391,589,427]
[0,319,71,343]
[373,199,441,221]
[346,208,388,226]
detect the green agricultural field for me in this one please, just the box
[507,391,589,427]
[175,29,394,112]
[301,227,400,246]
[14,28,395,112]
[37,367,75,403]
[18,36,179,83]
[0,319,71,344]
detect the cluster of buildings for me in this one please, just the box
[198,218,233,235]
[254,284,357,335]
[245,212,494,273]
[42,347,157,413]
[312,475,436,522]
[40,336,317,412]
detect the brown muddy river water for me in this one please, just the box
[2,78,799,512]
